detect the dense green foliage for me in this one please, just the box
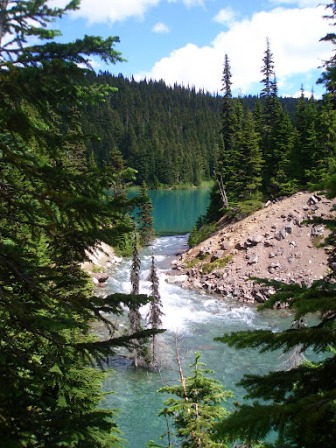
[0,1,155,446]
[80,73,301,189]
[200,40,336,226]
[212,6,336,446]
[137,182,155,246]
[81,73,221,187]
[188,221,218,248]
[151,352,232,447]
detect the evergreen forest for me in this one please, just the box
[80,73,300,190]
[0,1,336,448]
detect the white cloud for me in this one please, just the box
[135,5,332,95]
[168,0,205,6]
[53,0,207,24]
[182,0,205,6]
[70,0,161,25]
[213,7,236,25]
[48,1,72,7]
[152,22,170,33]
[268,0,322,7]
[135,43,218,90]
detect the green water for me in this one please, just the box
[130,188,211,235]
[101,234,295,447]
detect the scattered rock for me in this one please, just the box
[247,254,259,265]
[165,274,188,285]
[245,235,263,247]
[211,250,225,261]
[174,192,335,306]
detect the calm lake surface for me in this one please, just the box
[130,188,211,235]
[100,189,296,447]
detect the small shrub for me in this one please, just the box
[91,264,104,273]
[202,255,233,274]
[185,258,199,269]
[188,222,218,247]
[311,234,325,248]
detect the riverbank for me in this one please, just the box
[82,242,122,285]
[172,191,336,305]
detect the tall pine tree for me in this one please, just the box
[147,254,164,368]
[138,181,155,247]
[0,1,154,445]
[260,39,293,197]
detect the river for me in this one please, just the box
[100,232,294,447]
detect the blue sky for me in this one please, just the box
[53,0,333,97]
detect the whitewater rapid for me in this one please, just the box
[101,234,292,447]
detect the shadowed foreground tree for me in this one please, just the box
[0,1,155,446]
[214,177,336,447]
[215,270,336,447]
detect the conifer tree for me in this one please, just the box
[138,181,155,246]
[239,109,264,203]
[147,254,164,368]
[207,54,242,219]
[292,87,318,186]
[313,98,336,182]
[311,2,336,184]
[128,231,145,367]
[218,54,236,202]
[0,1,154,445]
[318,1,336,108]
[259,39,293,196]
[154,351,232,448]
[260,38,275,100]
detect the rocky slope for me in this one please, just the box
[171,191,336,306]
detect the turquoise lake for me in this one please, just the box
[130,188,211,235]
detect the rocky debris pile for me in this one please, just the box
[170,192,336,305]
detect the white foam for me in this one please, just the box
[103,235,266,335]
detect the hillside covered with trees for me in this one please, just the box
[80,73,300,189]
[0,0,335,447]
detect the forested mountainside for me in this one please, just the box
[80,73,300,188]
[81,73,221,187]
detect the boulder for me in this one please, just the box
[245,235,263,247]
[211,250,225,261]
[94,273,109,283]
[308,194,321,205]
[165,274,188,284]
[311,225,324,237]
[93,273,109,286]
[275,226,287,240]
[247,254,259,265]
